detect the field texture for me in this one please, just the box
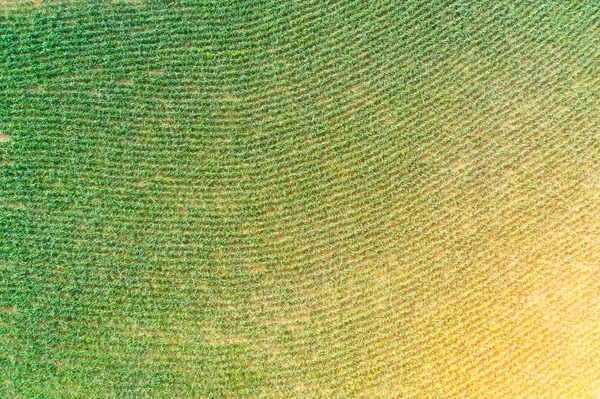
[2,1,600,398]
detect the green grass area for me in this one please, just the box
[2,1,600,398]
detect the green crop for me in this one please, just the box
[2,1,600,398]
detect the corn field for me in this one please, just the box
[1,1,600,398]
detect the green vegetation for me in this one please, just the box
[1,1,600,398]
